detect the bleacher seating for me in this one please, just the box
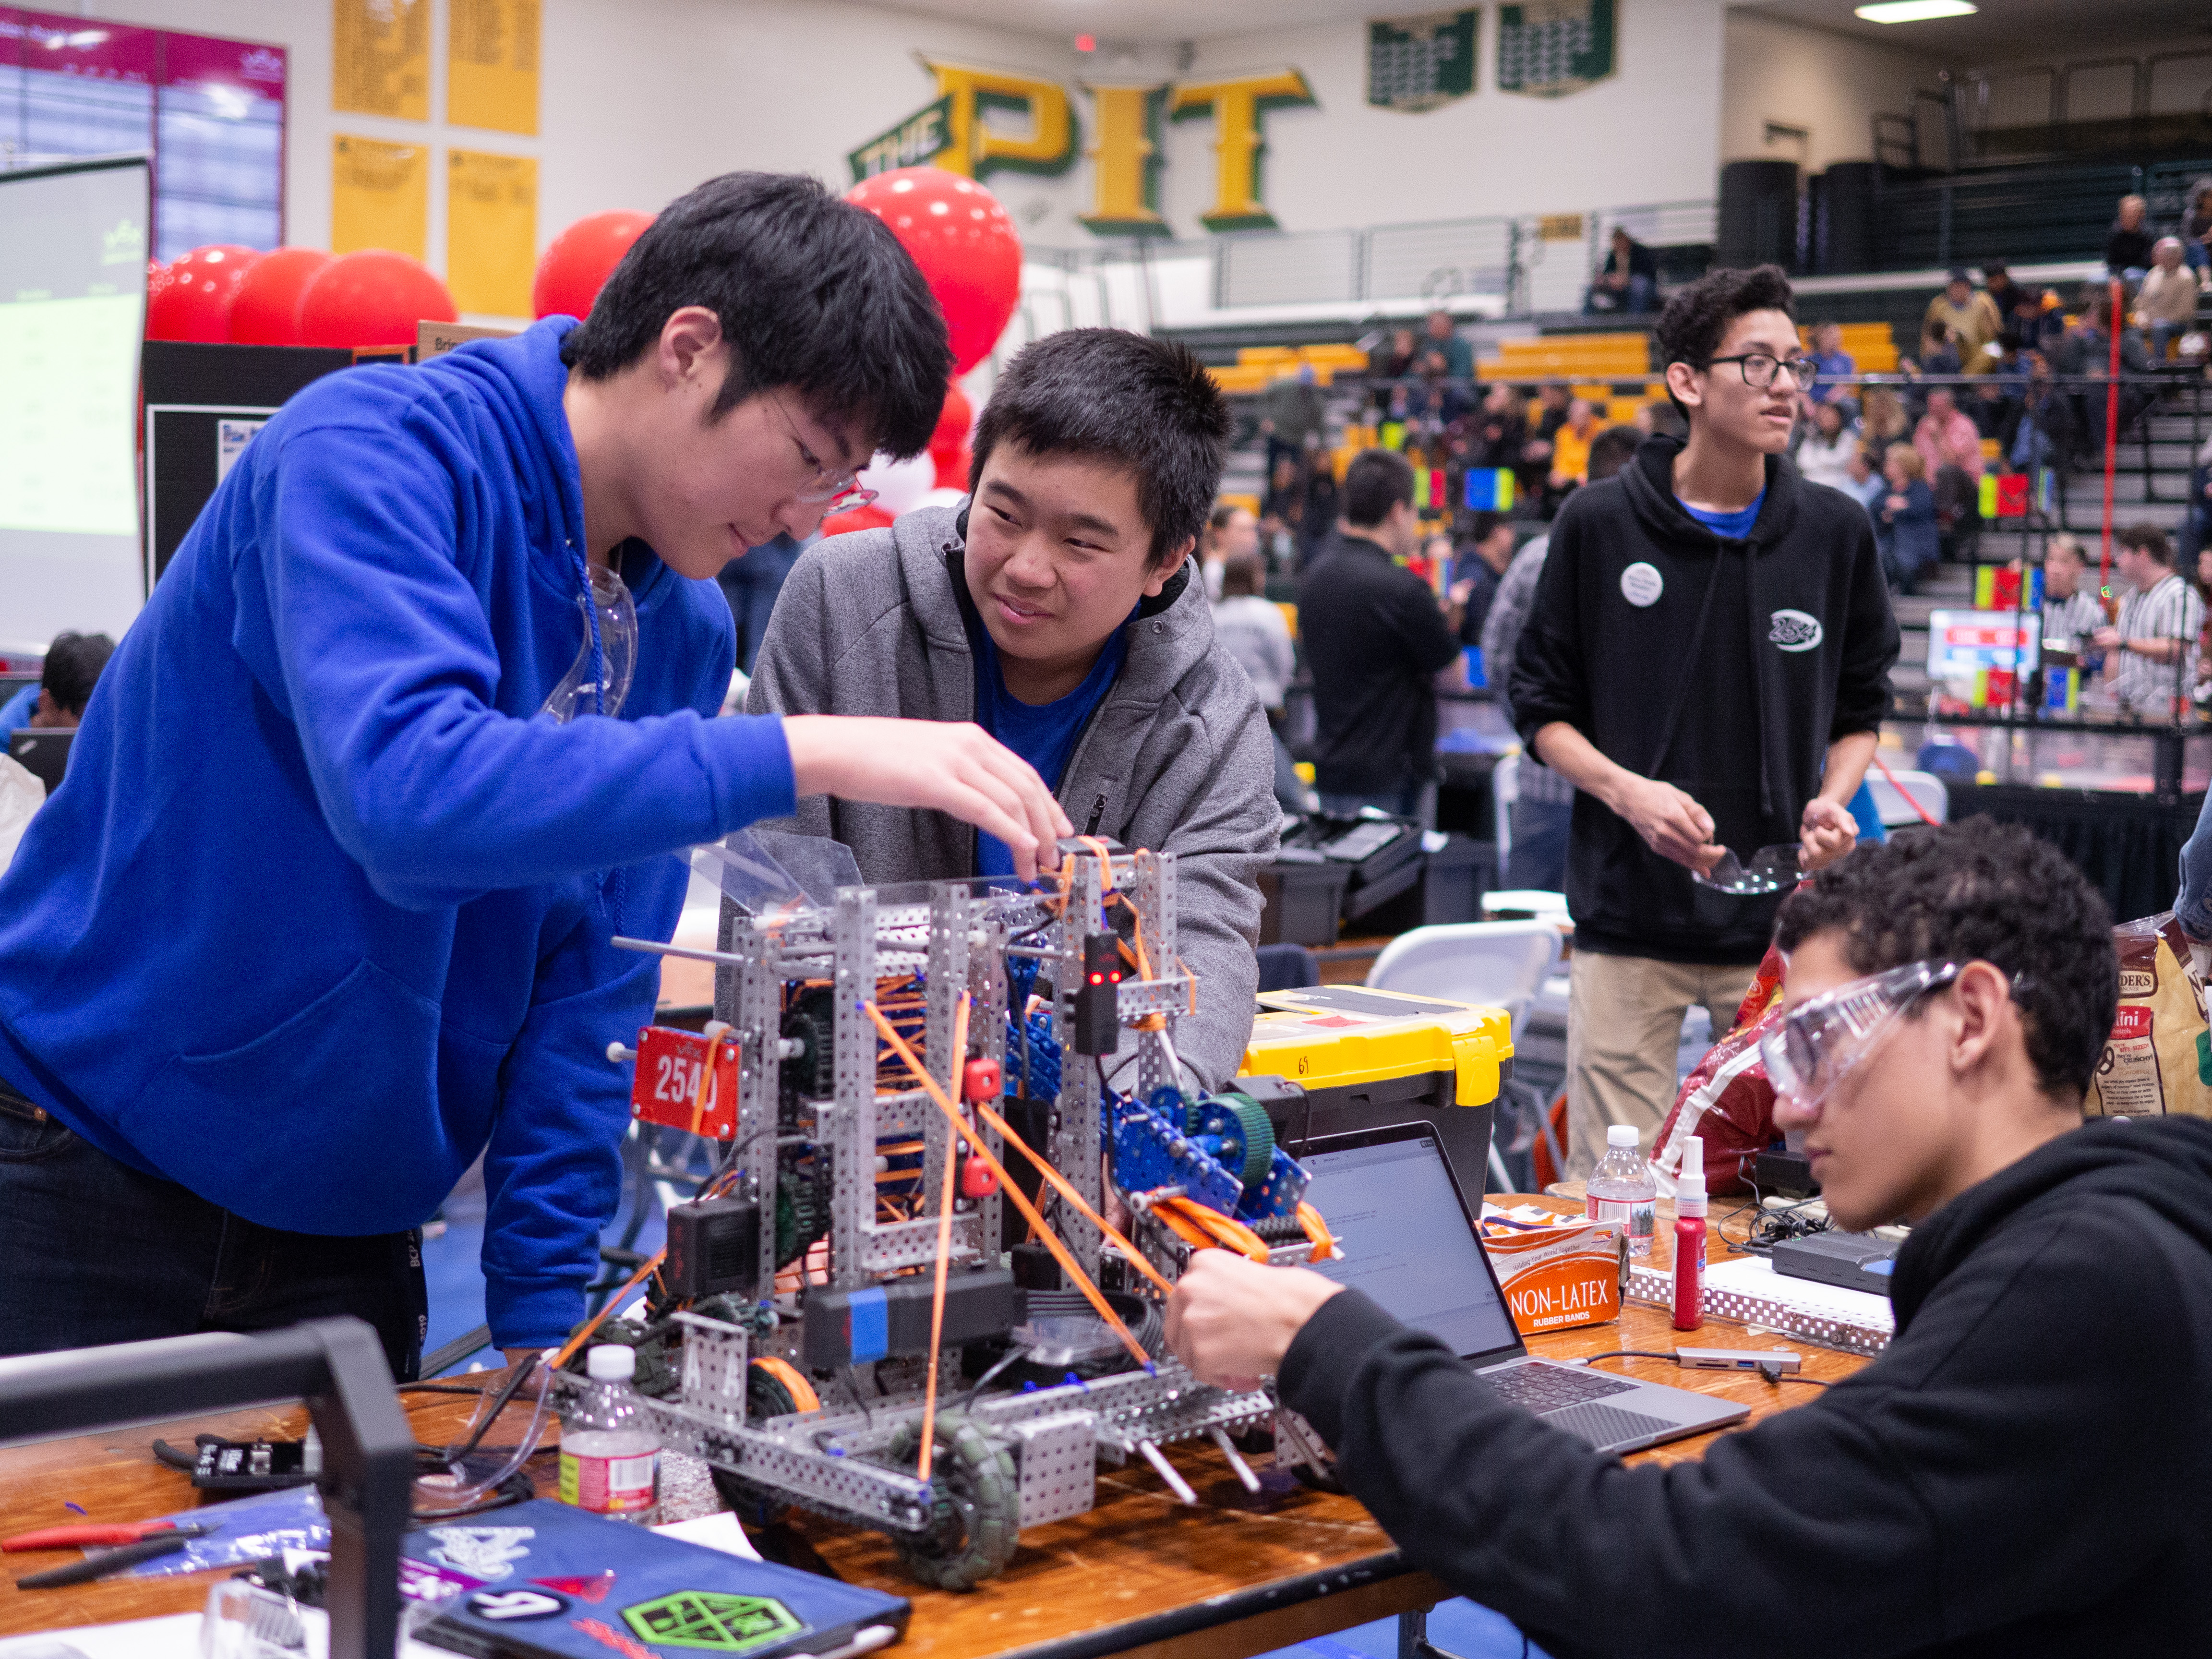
[1208,341,1374,395]
[1476,332,1652,381]
[1802,321,1900,373]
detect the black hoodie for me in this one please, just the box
[1508,437,1898,963]
[1280,1117,2212,1658]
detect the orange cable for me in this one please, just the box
[549,1248,668,1373]
[917,993,971,1481]
[864,1002,1151,1365]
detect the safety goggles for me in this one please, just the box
[1694,842,1802,896]
[1758,959,1961,1112]
[770,392,877,512]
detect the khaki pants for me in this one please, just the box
[1564,951,1760,1180]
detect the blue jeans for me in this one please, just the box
[0,1079,425,1377]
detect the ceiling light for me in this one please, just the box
[1854,0,1977,21]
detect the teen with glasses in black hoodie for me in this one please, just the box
[1168,822,2212,1658]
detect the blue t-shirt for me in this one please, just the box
[970,620,1127,878]
[1682,489,1765,541]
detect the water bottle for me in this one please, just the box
[557,1345,661,1524]
[1585,1123,1657,1260]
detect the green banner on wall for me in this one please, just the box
[1367,10,1478,112]
[1497,0,1616,98]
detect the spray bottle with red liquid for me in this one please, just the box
[1672,1134,1707,1331]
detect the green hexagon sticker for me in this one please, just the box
[621,1591,803,1653]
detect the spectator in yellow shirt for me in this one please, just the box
[1548,397,1602,493]
[1922,269,2003,375]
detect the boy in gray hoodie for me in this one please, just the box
[747,329,1280,1083]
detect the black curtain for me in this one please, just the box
[1946,785,2201,925]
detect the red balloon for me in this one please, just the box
[929,381,972,462]
[228,247,335,345]
[533,210,653,321]
[933,446,973,492]
[298,250,458,349]
[845,168,1021,376]
[146,244,263,342]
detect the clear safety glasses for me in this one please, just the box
[1758,959,1961,1112]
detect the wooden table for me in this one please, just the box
[0,1197,1866,1656]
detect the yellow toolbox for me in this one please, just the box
[1235,985,1512,1195]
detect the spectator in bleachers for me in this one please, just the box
[1806,321,1854,406]
[2095,523,2202,709]
[1297,461,1339,567]
[1480,425,1636,891]
[2182,179,2212,277]
[1299,448,1465,821]
[1465,383,1527,470]
[2139,238,2205,362]
[1842,442,1887,520]
[2106,194,2155,282]
[1202,501,1259,601]
[1585,227,1658,315]
[1257,363,1325,478]
[1860,385,1910,464]
[1212,552,1304,813]
[1915,385,1984,486]
[1448,510,1516,647]
[1369,327,1420,417]
[0,632,116,736]
[1546,398,1602,494]
[1516,384,1571,503]
[1792,399,1858,493]
[1260,454,1306,567]
[1912,321,1962,384]
[1923,270,2002,374]
[1422,309,1473,384]
[2178,434,2212,568]
[2041,534,2108,647]
[1876,446,1938,594]
[2049,288,2152,463]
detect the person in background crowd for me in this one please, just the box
[1300,448,1466,823]
[1914,385,1986,553]
[1806,321,1855,406]
[2139,238,2205,362]
[1511,264,1896,1176]
[2049,289,2152,464]
[2177,433,2212,567]
[717,532,802,677]
[0,632,115,736]
[1213,552,1305,813]
[1298,460,1340,567]
[1793,398,1859,493]
[1422,307,1473,385]
[1257,362,1325,478]
[2107,193,2155,281]
[1586,227,1659,315]
[1515,384,1571,503]
[1369,326,1420,418]
[2095,522,2202,711]
[1167,823,2212,1659]
[1449,510,1517,647]
[1259,454,1306,568]
[2042,534,2109,647]
[1843,443,1888,520]
[1482,425,1638,892]
[1922,270,2002,375]
[1914,322,1962,384]
[2181,178,2212,276]
[1203,501,1260,601]
[1465,383,1528,471]
[1877,446,1939,594]
[1859,385,1911,464]
[1547,397,1603,495]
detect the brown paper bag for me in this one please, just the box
[2085,913,2212,1118]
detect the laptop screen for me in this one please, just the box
[1299,1130,1524,1365]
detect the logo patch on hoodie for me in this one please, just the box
[1768,609,1823,651]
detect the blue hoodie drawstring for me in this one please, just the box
[566,538,624,929]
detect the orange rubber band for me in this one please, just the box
[1296,1201,1338,1263]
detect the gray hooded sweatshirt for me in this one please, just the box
[746,504,1280,1084]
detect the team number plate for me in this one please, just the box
[630,1025,739,1139]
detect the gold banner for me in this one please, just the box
[446,149,538,317]
[448,0,540,135]
[332,134,428,258]
[333,0,428,120]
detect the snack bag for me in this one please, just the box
[2085,913,2212,1118]
[1651,942,1788,1197]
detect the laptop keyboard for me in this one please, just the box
[1487,1362,1640,1413]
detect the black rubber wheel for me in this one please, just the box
[708,1466,791,1529]
[882,1412,1020,1590]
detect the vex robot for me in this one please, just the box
[556,838,1343,1588]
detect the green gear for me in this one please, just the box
[881,1412,1020,1590]
[1219,1092,1276,1190]
[774,1145,830,1269]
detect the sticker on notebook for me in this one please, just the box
[622,1589,804,1653]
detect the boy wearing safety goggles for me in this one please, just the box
[1166,823,2212,1654]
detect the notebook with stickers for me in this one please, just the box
[404,1499,910,1659]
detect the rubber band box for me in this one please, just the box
[1479,1205,1622,1335]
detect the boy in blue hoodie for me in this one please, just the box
[0,172,1068,1377]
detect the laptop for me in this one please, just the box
[1293,1122,1748,1454]
[9,729,71,794]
